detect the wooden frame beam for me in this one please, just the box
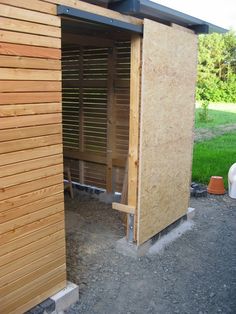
[127,34,142,241]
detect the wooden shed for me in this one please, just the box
[0,0,226,312]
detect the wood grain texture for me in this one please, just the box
[0,3,65,311]
[0,17,60,37]
[0,42,61,59]
[137,19,198,245]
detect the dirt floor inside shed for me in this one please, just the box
[64,191,236,314]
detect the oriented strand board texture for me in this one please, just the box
[137,19,198,245]
[0,1,66,313]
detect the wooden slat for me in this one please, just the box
[112,202,135,214]
[0,154,62,178]
[0,183,63,213]
[0,29,60,48]
[0,42,61,59]
[0,68,61,80]
[1,266,65,313]
[0,17,60,38]
[0,55,60,69]
[0,145,62,167]
[0,201,63,236]
[0,211,64,245]
[0,0,57,15]
[0,3,60,27]
[0,124,61,142]
[0,81,61,92]
[0,193,63,226]
[0,102,61,115]
[0,245,64,287]
[0,113,61,130]
[0,256,64,299]
[0,164,62,189]
[128,35,141,240]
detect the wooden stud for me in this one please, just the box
[128,34,142,241]
[112,202,135,215]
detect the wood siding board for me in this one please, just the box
[0,29,60,48]
[137,19,198,245]
[0,17,60,38]
[0,43,61,59]
[0,4,60,27]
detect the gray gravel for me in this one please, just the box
[65,192,236,314]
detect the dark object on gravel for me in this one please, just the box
[190,182,207,197]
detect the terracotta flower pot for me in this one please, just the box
[207,176,225,195]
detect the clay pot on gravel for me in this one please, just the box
[207,176,225,195]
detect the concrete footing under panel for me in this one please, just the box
[25,282,79,314]
[116,207,195,258]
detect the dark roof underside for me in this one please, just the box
[84,0,227,34]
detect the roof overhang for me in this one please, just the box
[108,0,228,34]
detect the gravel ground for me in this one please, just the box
[65,192,236,314]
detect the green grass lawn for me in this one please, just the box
[192,131,236,188]
[195,103,236,129]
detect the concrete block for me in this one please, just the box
[50,281,79,313]
[116,237,151,258]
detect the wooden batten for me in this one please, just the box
[127,34,142,240]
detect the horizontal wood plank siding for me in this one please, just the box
[0,1,66,313]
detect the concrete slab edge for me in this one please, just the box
[25,281,79,314]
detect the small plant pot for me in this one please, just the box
[207,176,225,195]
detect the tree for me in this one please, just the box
[197,30,236,102]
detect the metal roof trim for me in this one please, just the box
[109,0,228,34]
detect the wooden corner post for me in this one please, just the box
[128,34,142,241]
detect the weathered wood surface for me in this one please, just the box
[137,19,198,245]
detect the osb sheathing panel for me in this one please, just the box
[137,19,198,245]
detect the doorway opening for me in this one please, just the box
[61,17,133,286]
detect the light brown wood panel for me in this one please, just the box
[0,113,61,130]
[0,134,61,154]
[0,42,61,59]
[0,164,62,189]
[128,34,141,240]
[0,55,60,69]
[1,266,66,313]
[0,211,64,245]
[137,19,198,244]
[1,257,64,300]
[0,228,64,267]
[0,145,62,166]
[0,173,63,203]
[0,193,63,229]
[0,80,61,92]
[0,29,60,48]
[0,201,63,235]
[0,183,63,213]
[0,124,61,142]
[1,246,64,292]
[0,17,60,37]
[0,154,62,178]
[0,68,61,80]
[0,3,60,27]
[0,102,61,115]
[0,0,56,15]
[0,220,64,256]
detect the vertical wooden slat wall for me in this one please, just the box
[0,1,66,313]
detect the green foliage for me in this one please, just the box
[198,100,211,122]
[192,131,236,188]
[197,31,236,102]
